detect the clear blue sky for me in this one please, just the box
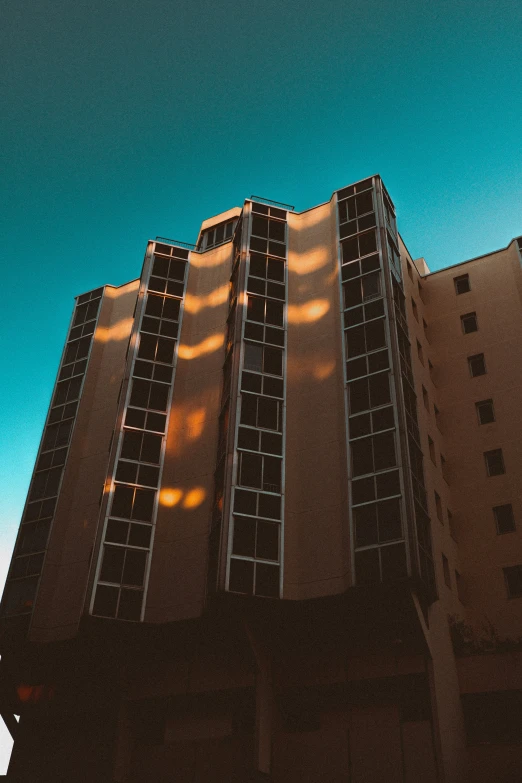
[0,0,521,766]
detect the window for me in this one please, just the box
[461,312,478,334]
[428,436,436,464]
[435,491,443,522]
[243,343,283,376]
[338,189,374,224]
[241,394,282,431]
[130,379,170,412]
[138,333,175,364]
[353,497,402,546]
[348,372,391,414]
[468,353,486,377]
[422,386,429,411]
[246,295,284,327]
[416,340,424,365]
[341,230,378,263]
[120,430,162,464]
[422,319,429,341]
[351,431,396,477]
[343,271,381,308]
[504,565,522,598]
[434,405,441,430]
[238,451,282,493]
[440,454,448,482]
[233,516,280,561]
[476,399,495,425]
[411,298,419,321]
[448,509,457,540]
[494,504,516,534]
[455,570,465,603]
[249,252,285,283]
[428,359,435,382]
[442,554,451,587]
[110,484,155,521]
[198,218,236,250]
[407,261,413,281]
[345,319,387,358]
[484,449,505,477]
[454,274,470,295]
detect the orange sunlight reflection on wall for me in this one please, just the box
[287,356,336,382]
[159,488,183,507]
[95,318,134,343]
[287,300,329,324]
[178,334,224,360]
[186,408,206,440]
[183,487,206,509]
[159,487,206,510]
[288,249,329,275]
[184,285,229,314]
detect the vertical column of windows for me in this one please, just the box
[91,244,189,622]
[2,289,104,618]
[391,276,434,590]
[338,179,408,584]
[207,219,244,593]
[228,203,287,598]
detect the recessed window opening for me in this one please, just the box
[504,566,522,598]
[428,436,436,464]
[468,353,486,377]
[461,312,478,334]
[476,399,495,425]
[484,449,505,477]
[454,274,470,295]
[494,504,515,535]
[442,554,451,587]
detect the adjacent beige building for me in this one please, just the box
[1,177,521,781]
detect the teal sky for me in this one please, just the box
[0,1,520,759]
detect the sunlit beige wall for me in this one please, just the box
[30,280,140,642]
[422,241,522,639]
[145,239,234,622]
[285,201,351,599]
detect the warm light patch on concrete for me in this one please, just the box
[186,408,206,440]
[288,248,329,275]
[184,285,229,314]
[159,488,183,507]
[182,487,206,509]
[95,318,134,343]
[287,299,329,324]
[178,334,224,360]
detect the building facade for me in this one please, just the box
[1,176,522,781]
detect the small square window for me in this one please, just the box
[504,566,522,599]
[422,386,429,411]
[494,504,516,535]
[435,491,443,521]
[468,353,486,377]
[454,274,470,295]
[442,554,451,588]
[428,436,436,465]
[484,449,505,477]
[476,399,495,425]
[461,312,478,334]
[440,454,448,482]
[455,570,465,603]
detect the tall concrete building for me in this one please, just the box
[1,176,521,781]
